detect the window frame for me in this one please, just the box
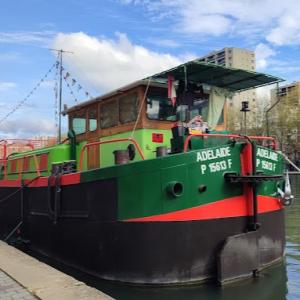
[119,92,138,125]
[70,109,87,135]
[99,99,119,129]
[87,106,98,132]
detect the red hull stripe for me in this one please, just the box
[0,173,81,188]
[124,195,283,222]
[0,180,22,187]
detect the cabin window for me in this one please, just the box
[100,100,119,128]
[88,107,98,131]
[147,95,176,121]
[119,93,138,124]
[23,156,30,172]
[72,110,86,135]
[10,159,18,173]
[147,92,212,124]
[39,153,48,171]
[187,99,209,121]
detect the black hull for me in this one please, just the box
[0,183,285,285]
[31,215,285,285]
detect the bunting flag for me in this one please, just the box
[168,75,177,107]
[61,68,93,104]
[64,72,70,80]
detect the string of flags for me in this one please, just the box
[54,55,60,130]
[0,62,57,126]
[0,56,94,128]
[63,69,93,99]
[53,61,93,104]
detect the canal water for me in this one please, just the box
[89,176,300,300]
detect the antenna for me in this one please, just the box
[50,49,73,143]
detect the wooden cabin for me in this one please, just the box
[66,80,227,169]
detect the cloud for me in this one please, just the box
[147,37,180,48]
[267,13,300,45]
[53,32,183,92]
[0,118,56,138]
[0,82,17,92]
[120,0,300,46]
[255,43,276,70]
[180,10,232,36]
[0,31,55,46]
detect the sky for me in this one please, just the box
[1,0,300,138]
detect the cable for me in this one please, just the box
[0,62,57,126]
[63,76,78,103]
[54,55,60,131]
[62,67,93,101]
[130,77,152,138]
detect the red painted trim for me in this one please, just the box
[26,173,80,187]
[124,195,283,222]
[61,173,81,185]
[0,180,22,187]
[0,173,81,188]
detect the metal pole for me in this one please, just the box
[266,82,280,136]
[240,101,249,135]
[50,48,73,144]
[244,111,247,135]
[58,50,63,144]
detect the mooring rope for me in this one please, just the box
[280,152,300,172]
[0,176,41,204]
[1,175,41,242]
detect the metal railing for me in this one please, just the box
[183,133,278,152]
[1,143,41,180]
[79,137,145,172]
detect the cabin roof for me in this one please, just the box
[146,60,284,92]
[66,59,284,114]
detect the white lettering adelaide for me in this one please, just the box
[196,146,231,162]
[256,148,278,162]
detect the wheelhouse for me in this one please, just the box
[2,61,283,177]
[66,61,282,168]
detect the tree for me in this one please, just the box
[267,85,300,163]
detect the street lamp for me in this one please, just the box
[240,101,250,135]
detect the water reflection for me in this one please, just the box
[285,176,300,299]
[94,264,287,300]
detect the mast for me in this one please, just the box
[58,50,63,144]
[50,49,73,144]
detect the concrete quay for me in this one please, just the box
[0,241,114,300]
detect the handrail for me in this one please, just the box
[183,133,277,152]
[247,136,278,150]
[79,137,145,172]
[3,152,41,180]
[0,141,7,160]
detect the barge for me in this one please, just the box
[0,60,289,284]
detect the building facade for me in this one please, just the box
[199,47,257,129]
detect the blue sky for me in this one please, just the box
[1,0,300,137]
